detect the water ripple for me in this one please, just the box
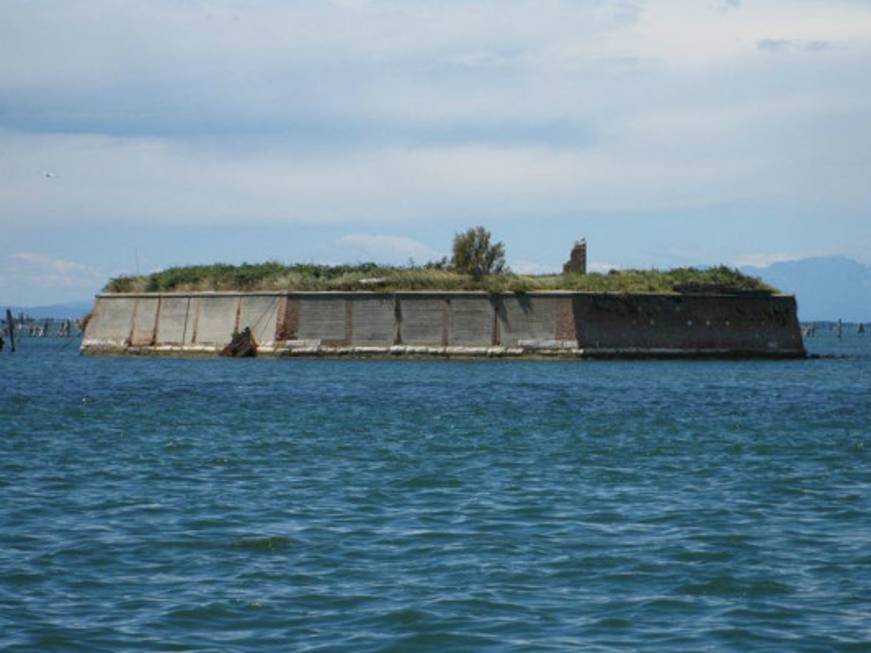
[1,339,870,651]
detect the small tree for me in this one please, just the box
[451,226,507,279]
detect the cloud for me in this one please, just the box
[757,39,790,52]
[1,0,871,280]
[806,41,832,52]
[337,235,439,264]
[1,1,868,232]
[757,38,831,53]
[4,88,870,228]
[734,253,804,268]
[2,252,102,291]
[3,1,869,139]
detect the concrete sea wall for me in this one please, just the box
[81,291,806,358]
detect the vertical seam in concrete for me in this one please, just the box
[181,297,191,345]
[152,296,162,346]
[442,297,450,346]
[266,296,279,341]
[492,296,500,346]
[234,297,242,334]
[285,299,300,339]
[394,295,402,345]
[556,297,576,342]
[276,296,288,341]
[128,298,138,346]
[190,298,200,344]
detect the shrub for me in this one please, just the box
[451,226,507,279]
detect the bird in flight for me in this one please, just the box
[43,171,56,178]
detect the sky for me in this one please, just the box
[2,0,871,305]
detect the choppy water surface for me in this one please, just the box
[1,336,870,651]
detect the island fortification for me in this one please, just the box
[81,290,805,359]
[82,239,805,359]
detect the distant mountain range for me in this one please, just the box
[6,301,93,321]
[741,256,871,322]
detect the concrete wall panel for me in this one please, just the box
[83,291,805,357]
[130,297,160,346]
[278,298,299,340]
[155,297,191,345]
[238,295,280,345]
[297,296,347,342]
[399,296,445,346]
[498,295,559,346]
[449,296,494,346]
[85,297,136,344]
[574,294,803,353]
[350,296,395,345]
[194,296,240,346]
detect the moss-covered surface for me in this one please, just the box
[103,262,778,295]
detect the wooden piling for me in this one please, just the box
[5,308,15,352]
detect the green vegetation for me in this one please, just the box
[104,262,778,295]
[103,225,777,294]
[451,226,507,279]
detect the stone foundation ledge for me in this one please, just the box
[272,345,539,357]
[81,341,806,359]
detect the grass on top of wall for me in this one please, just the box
[103,262,779,295]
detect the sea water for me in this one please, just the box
[1,336,869,651]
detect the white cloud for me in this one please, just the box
[5,0,871,136]
[337,234,438,264]
[2,252,102,290]
[734,253,803,268]
[4,103,869,229]
[1,0,871,274]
